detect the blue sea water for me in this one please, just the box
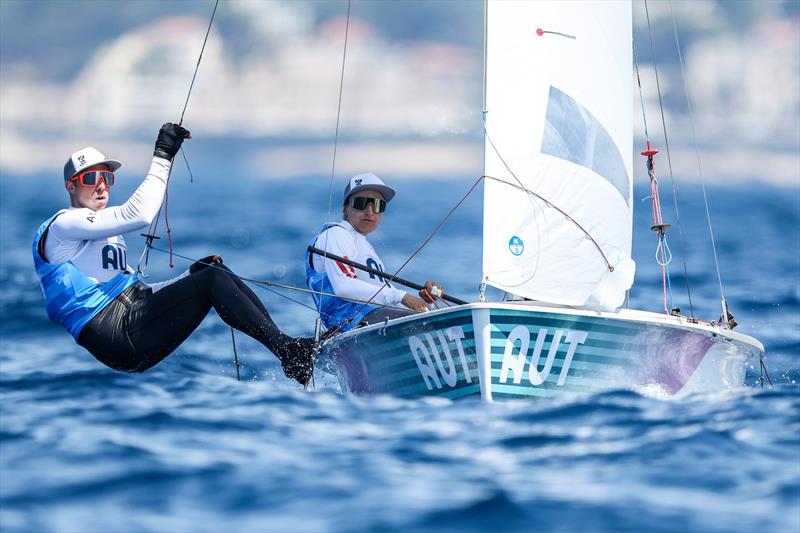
[1,169,798,532]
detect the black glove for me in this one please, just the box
[153,123,191,160]
[190,255,222,274]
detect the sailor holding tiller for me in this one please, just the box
[306,172,444,333]
[33,123,315,384]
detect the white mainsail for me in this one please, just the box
[482,0,634,310]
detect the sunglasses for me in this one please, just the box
[69,170,115,188]
[350,196,387,213]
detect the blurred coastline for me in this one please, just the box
[1,0,798,185]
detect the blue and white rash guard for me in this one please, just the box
[33,157,172,339]
[306,220,408,331]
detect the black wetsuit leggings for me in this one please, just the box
[78,264,301,373]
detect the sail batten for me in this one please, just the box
[482,0,634,311]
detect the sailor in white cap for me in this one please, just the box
[305,172,444,332]
[33,124,315,384]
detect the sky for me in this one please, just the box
[0,0,798,185]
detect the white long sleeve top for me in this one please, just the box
[313,220,408,307]
[43,157,171,283]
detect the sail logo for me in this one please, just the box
[509,236,524,256]
[408,326,474,390]
[499,326,588,386]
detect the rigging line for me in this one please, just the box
[230,327,241,381]
[667,0,725,304]
[142,133,182,271]
[137,0,219,273]
[180,147,194,183]
[167,0,219,266]
[179,0,220,124]
[482,135,615,273]
[635,15,695,318]
[483,126,544,278]
[244,277,400,310]
[324,1,351,224]
[483,128,613,271]
[664,237,674,308]
[658,238,669,312]
[632,41,651,146]
[164,185,174,268]
[327,0,351,221]
[144,246,317,310]
[386,174,485,284]
[319,0,352,318]
[323,1,478,331]
[137,204,164,274]
[145,245,400,311]
[642,1,686,302]
[254,279,339,312]
[759,355,773,387]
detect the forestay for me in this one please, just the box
[482,0,635,310]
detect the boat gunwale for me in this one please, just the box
[320,302,765,354]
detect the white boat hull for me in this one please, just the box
[315,303,764,400]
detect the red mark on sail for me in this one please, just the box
[536,27,576,40]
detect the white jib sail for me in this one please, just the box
[482,0,634,311]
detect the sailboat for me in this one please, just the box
[313,0,764,400]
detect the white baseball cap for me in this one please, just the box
[63,146,122,181]
[343,172,396,204]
